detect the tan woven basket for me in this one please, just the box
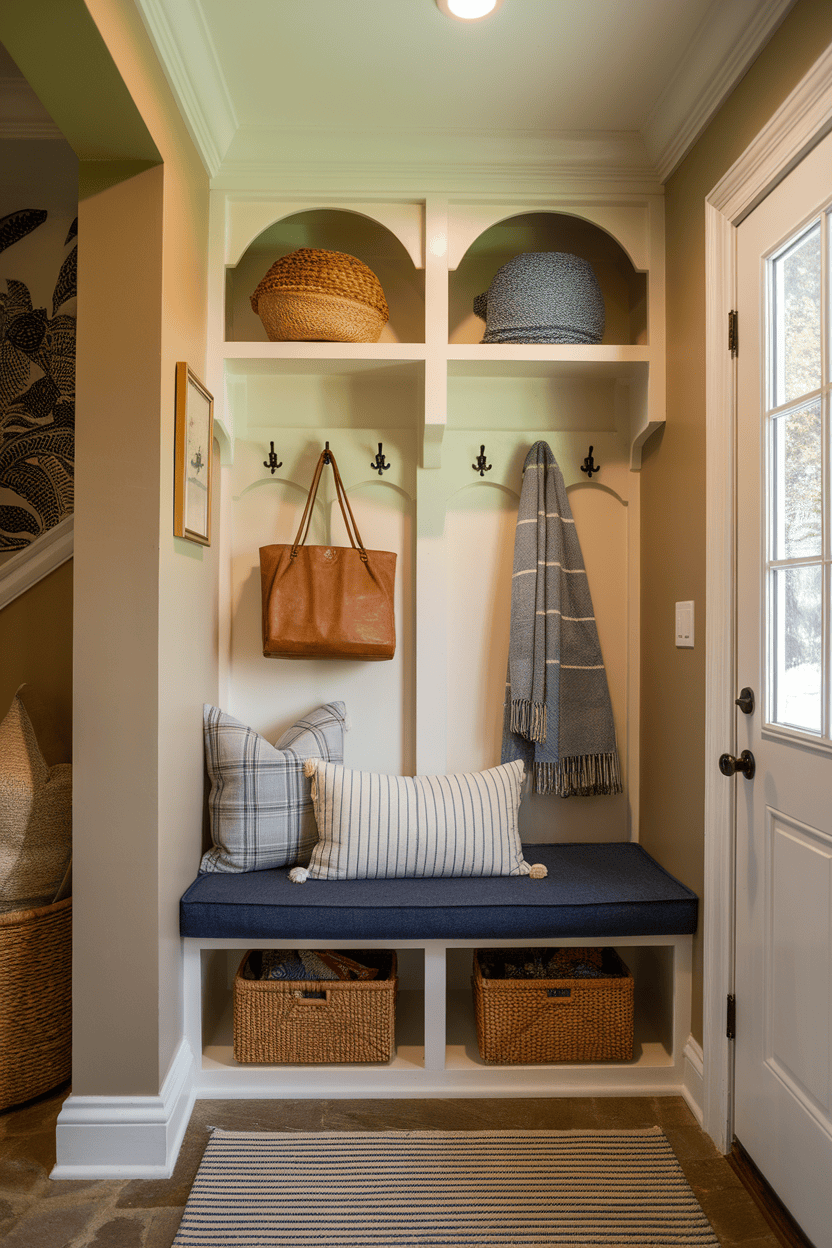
[0,898,71,1109]
[472,947,633,1064]
[233,950,397,1064]
[250,249,389,343]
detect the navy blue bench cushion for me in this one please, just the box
[180,842,698,941]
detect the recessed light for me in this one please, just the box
[435,0,503,21]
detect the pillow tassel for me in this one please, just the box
[529,863,548,879]
[288,867,310,884]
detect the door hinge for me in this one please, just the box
[727,993,736,1040]
[728,309,738,357]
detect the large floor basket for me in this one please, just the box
[473,946,633,1064]
[0,898,72,1110]
[234,949,397,1064]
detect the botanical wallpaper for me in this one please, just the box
[0,207,76,551]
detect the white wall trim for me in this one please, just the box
[703,38,832,1155]
[709,39,832,223]
[51,1038,196,1179]
[682,1036,705,1126]
[211,129,661,197]
[0,516,73,611]
[134,0,237,178]
[703,201,737,1155]
[644,0,796,183]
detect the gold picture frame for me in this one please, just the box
[174,362,214,546]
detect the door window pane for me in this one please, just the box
[771,401,822,559]
[771,564,823,734]
[771,221,821,406]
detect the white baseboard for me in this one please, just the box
[51,1038,196,1179]
[682,1035,704,1126]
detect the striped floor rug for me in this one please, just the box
[173,1127,720,1247]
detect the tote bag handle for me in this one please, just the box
[291,447,368,562]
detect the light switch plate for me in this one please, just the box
[675,601,694,648]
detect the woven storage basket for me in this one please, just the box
[474,251,605,344]
[250,248,389,343]
[0,898,71,1109]
[233,950,397,1064]
[472,947,633,1064]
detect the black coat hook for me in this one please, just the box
[580,446,601,478]
[371,442,391,475]
[323,441,332,464]
[472,445,492,477]
[263,441,283,475]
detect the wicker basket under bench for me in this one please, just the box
[234,949,397,1064]
[473,946,634,1063]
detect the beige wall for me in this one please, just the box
[73,163,164,1093]
[639,0,832,1045]
[0,563,73,747]
[69,0,213,1095]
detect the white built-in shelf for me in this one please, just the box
[446,345,649,371]
[224,342,428,369]
[185,934,691,1100]
[198,193,669,1100]
[208,196,664,464]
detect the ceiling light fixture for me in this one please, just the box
[435,0,503,21]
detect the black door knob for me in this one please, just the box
[719,750,756,779]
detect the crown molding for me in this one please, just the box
[211,127,663,197]
[643,0,797,183]
[0,75,63,140]
[134,0,797,191]
[133,0,237,177]
[708,38,832,223]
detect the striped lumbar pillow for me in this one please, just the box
[296,758,531,880]
[200,701,347,873]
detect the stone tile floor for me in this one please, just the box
[0,1086,786,1247]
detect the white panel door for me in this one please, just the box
[735,128,832,1248]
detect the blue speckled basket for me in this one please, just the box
[474,252,605,345]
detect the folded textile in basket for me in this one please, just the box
[479,948,624,980]
[243,949,379,981]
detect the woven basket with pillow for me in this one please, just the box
[0,687,72,1108]
[250,248,389,343]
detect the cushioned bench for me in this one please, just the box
[179,842,698,941]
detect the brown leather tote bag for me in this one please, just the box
[259,448,396,660]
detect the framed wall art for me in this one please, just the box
[174,362,214,546]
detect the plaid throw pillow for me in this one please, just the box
[200,702,347,873]
[302,758,530,880]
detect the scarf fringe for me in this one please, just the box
[534,752,623,798]
[510,698,547,744]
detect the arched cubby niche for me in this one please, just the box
[225,207,425,344]
[449,211,648,347]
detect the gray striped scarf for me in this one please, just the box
[501,440,622,797]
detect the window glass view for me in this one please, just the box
[767,214,829,735]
